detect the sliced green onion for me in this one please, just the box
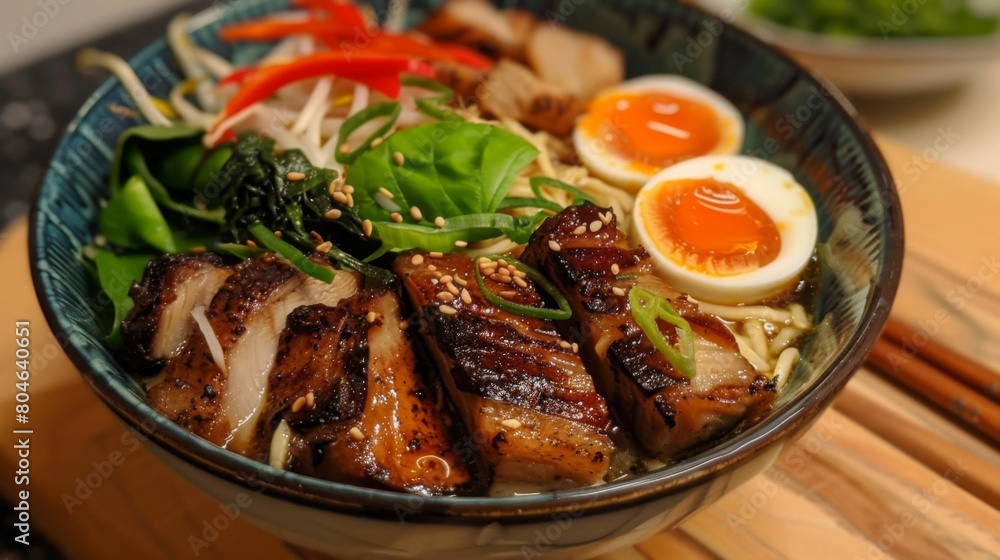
[335,101,401,165]
[615,274,638,281]
[249,223,334,284]
[473,254,572,321]
[366,212,541,259]
[324,244,396,288]
[497,197,564,214]
[530,176,597,206]
[628,287,697,378]
[401,76,463,122]
[214,243,266,260]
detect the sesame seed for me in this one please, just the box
[315,241,333,253]
[434,271,442,279]
[498,290,517,297]
[454,276,468,287]
[434,216,445,228]
[501,419,522,429]
[324,209,342,220]
[481,268,497,277]
[559,340,572,349]
[612,287,626,296]
[362,219,373,238]
[400,320,410,331]
[286,171,306,182]
[378,187,395,200]
[571,343,579,353]
[274,230,283,237]
[410,206,423,221]
[339,143,350,154]
[496,267,511,277]
[590,220,602,232]
[429,251,444,258]
[440,275,454,283]
[573,225,587,235]
[460,288,472,304]
[513,276,527,288]
[366,311,379,323]
[601,212,613,225]
[411,254,424,266]
[497,259,508,267]
[332,192,348,204]
[392,151,405,166]
[370,137,384,148]
[305,391,315,408]
[349,427,365,441]
[548,240,561,252]
[611,264,620,275]
[291,396,307,413]
[427,264,437,271]
[436,292,454,301]
[246,240,257,248]
[342,184,355,194]
[328,178,343,195]
[345,193,354,207]
[439,304,458,316]
[511,269,526,279]
[390,212,403,223]
[491,275,512,284]
[446,282,460,295]
[454,240,468,248]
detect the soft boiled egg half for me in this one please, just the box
[632,155,818,304]
[574,75,745,190]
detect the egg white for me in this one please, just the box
[574,75,745,191]
[632,155,818,304]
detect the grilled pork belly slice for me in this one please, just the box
[479,59,583,137]
[525,25,624,102]
[521,204,776,461]
[394,252,613,489]
[418,0,536,61]
[121,253,232,374]
[145,254,360,452]
[261,289,473,495]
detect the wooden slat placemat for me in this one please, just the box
[2,138,998,559]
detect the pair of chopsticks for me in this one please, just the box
[866,318,1000,445]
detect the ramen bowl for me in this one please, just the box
[30,0,902,558]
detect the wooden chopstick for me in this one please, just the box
[881,318,1000,404]
[867,334,1000,445]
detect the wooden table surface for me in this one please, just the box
[2,138,999,559]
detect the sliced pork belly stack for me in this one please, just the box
[140,254,360,453]
[521,204,776,461]
[260,289,474,495]
[394,252,614,490]
[121,253,232,374]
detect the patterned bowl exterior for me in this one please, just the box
[30,0,902,557]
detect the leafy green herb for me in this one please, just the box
[473,254,572,321]
[111,124,226,223]
[100,175,178,253]
[628,287,697,378]
[348,121,540,225]
[366,212,546,259]
[248,223,334,283]
[93,249,155,347]
[220,134,359,246]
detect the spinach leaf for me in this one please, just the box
[347,122,539,225]
[112,124,227,224]
[94,249,155,347]
[100,175,177,253]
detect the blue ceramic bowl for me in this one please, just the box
[31,0,903,557]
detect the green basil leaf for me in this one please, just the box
[94,249,155,347]
[110,124,204,193]
[100,175,178,253]
[347,122,539,225]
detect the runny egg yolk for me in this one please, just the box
[580,91,722,174]
[641,178,781,276]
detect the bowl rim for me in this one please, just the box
[30,0,904,522]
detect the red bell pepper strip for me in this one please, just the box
[292,0,367,29]
[217,52,433,124]
[220,18,355,44]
